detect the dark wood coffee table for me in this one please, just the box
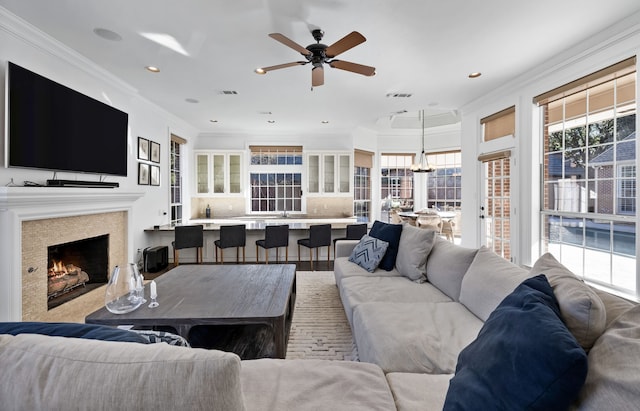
[85,264,296,358]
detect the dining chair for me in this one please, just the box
[390,209,403,224]
[333,223,368,255]
[297,224,332,271]
[416,214,442,233]
[255,224,289,264]
[440,220,455,242]
[172,225,204,265]
[214,224,246,264]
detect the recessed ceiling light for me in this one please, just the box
[145,66,160,73]
[209,119,218,123]
[267,120,276,124]
[321,120,329,124]
[93,28,122,41]
[185,98,199,104]
[468,72,482,78]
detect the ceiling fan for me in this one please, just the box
[255,29,376,88]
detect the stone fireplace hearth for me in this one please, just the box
[0,187,144,322]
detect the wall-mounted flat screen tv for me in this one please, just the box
[5,62,129,176]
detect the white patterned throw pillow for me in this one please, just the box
[348,234,389,273]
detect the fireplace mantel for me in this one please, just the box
[0,187,145,321]
[0,187,144,219]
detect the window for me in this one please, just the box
[618,165,636,214]
[249,146,303,213]
[354,149,373,222]
[381,154,414,221]
[250,173,302,213]
[170,134,186,225]
[536,57,636,293]
[425,151,462,210]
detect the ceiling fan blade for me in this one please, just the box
[258,61,307,73]
[312,66,324,87]
[325,31,366,58]
[269,33,311,56]
[329,60,376,76]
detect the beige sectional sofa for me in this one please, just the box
[334,223,640,410]
[1,222,638,410]
[0,332,397,411]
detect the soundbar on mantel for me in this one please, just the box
[46,180,119,188]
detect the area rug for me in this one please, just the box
[285,271,357,361]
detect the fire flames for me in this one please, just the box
[48,260,68,278]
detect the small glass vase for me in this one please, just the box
[105,263,144,314]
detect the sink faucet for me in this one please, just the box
[282,210,288,218]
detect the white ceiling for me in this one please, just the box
[2,0,640,136]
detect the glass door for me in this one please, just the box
[480,155,512,261]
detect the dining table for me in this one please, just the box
[398,210,456,222]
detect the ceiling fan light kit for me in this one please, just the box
[256,29,376,88]
[411,109,435,173]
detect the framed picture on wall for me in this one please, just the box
[138,163,150,185]
[150,141,161,163]
[138,137,150,161]
[150,165,160,186]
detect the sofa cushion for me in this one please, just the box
[386,372,453,411]
[592,287,635,328]
[339,276,452,326]
[425,238,478,301]
[353,302,483,373]
[241,358,396,411]
[368,220,403,271]
[0,333,246,411]
[459,246,531,321]
[0,321,150,344]
[348,234,389,273]
[444,275,588,411]
[334,256,402,286]
[531,253,607,351]
[577,304,640,410]
[395,224,437,282]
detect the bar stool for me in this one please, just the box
[255,224,289,264]
[214,224,246,264]
[333,223,368,255]
[297,224,332,271]
[172,225,204,265]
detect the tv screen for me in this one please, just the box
[6,62,129,177]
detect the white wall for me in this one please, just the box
[459,10,640,266]
[0,10,199,261]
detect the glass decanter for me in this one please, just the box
[105,263,144,314]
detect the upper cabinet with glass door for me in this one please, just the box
[194,151,242,195]
[306,152,351,195]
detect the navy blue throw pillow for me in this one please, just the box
[368,220,403,271]
[0,322,149,344]
[443,275,588,411]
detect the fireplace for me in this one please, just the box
[47,234,110,310]
[0,187,144,322]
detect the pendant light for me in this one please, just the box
[410,109,434,173]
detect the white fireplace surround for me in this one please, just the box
[0,187,144,321]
